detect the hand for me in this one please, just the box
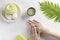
[28,20,60,40]
[28,20,45,33]
[28,20,41,40]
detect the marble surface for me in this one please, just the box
[0,0,60,40]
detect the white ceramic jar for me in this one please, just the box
[2,3,20,22]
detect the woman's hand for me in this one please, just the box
[28,20,45,33]
[27,20,60,40]
[28,20,41,40]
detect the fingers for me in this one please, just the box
[33,20,42,26]
[28,20,36,36]
[28,20,40,35]
[28,20,35,27]
[28,20,39,24]
[27,20,41,40]
[33,20,39,23]
[31,25,37,36]
[28,20,36,25]
[28,20,39,27]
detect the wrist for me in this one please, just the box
[42,29,60,39]
[42,28,50,34]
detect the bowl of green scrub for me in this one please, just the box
[27,7,36,16]
[2,3,20,22]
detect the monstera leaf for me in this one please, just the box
[39,1,60,22]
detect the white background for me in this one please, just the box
[0,0,60,40]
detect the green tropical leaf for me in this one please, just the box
[39,1,60,22]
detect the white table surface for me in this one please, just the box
[0,0,60,40]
